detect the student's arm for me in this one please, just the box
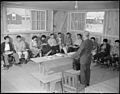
[48,39,52,46]
[14,42,17,52]
[10,42,16,53]
[30,41,33,49]
[21,41,26,51]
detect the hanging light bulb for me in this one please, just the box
[75,1,78,9]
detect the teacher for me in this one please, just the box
[71,31,93,88]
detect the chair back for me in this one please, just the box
[61,71,79,93]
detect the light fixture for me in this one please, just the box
[75,1,78,9]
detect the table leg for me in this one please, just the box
[49,81,56,92]
[39,62,44,74]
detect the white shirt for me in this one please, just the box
[48,38,57,46]
[5,43,10,51]
[74,39,82,46]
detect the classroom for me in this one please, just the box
[1,1,119,93]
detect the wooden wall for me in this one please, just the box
[1,2,119,46]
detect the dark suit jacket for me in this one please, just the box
[72,39,93,64]
[100,43,111,55]
[1,42,16,54]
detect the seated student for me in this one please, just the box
[48,33,59,55]
[14,35,28,62]
[94,39,111,63]
[72,33,83,51]
[56,32,64,53]
[30,36,41,57]
[1,36,20,69]
[110,40,119,70]
[40,35,51,56]
[91,37,99,56]
[64,32,73,53]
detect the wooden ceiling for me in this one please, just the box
[2,1,119,10]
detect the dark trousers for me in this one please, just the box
[94,52,108,61]
[80,63,91,85]
[68,47,79,52]
[51,45,60,55]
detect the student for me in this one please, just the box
[40,35,51,56]
[56,32,64,53]
[72,33,83,51]
[14,35,28,62]
[94,39,111,63]
[1,36,20,69]
[110,40,119,70]
[90,37,99,56]
[64,32,73,52]
[48,33,59,55]
[30,36,41,57]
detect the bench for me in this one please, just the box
[31,72,62,92]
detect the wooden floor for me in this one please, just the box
[1,61,119,93]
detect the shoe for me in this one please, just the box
[4,65,9,69]
[86,84,89,86]
[24,60,28,64]
[14,62,21,65]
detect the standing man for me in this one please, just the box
[71,31,93,88]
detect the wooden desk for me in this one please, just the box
[31,52,76,92]
[31,52,75,75]
[85,77,119,93]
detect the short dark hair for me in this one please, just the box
[16,35,21,38]
[41,35,46,38]
[32,36,37,40]
[115,40,120,43]
[58,32,61,35]
[50,33,54,36]
[4,36,10,40]
[103,39,108,42]
[66,32,71,35]
[77,34,82,38]
[91,37,95,40]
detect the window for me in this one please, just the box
[7,8,46,32]
[31,10,46,30]
[85,12,104,33]
[70,11,105,33]
[70,12,86,31]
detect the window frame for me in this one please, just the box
[69,11,105,34]
[30,9,47,31]
[6,8,47,33]
[70,11,86,31]
[85,11,105,34]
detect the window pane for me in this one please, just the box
[70,12,85,31]
[7,8,31,32]
[41,21,45,30]
[85,12,104,33]
[31,10,46,30]
[32,21,37,30]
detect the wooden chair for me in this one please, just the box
[61,69,80,93]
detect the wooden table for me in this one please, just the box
[30,52,75,75]
[31,52,75,92]
[85,77,119,93]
